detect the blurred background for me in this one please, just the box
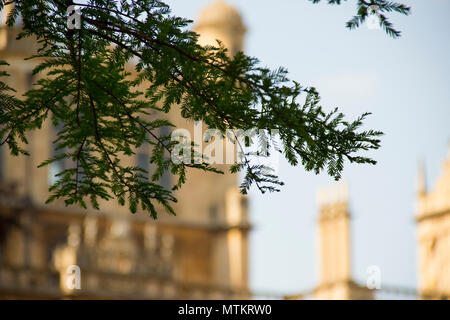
[0,0,449,299]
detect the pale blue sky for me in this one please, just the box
[165,0,450,295]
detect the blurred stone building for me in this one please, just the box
[1,0,449,301]
[416,147,450,299]
[284,183,375,300]
[0,1,250,299]
[288,147,450,300]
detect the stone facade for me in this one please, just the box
[416,147,450,299]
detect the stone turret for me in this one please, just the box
[316,183,352,286]
[195,0,246,56]
[416,143,450,299]
[314,182,373,300]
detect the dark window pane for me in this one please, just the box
[160,169,171,190]
[26,71,34,91]
[159,126,171,138]
[137,153,150,180]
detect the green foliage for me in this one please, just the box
[0,0,405,217]
[310,0,411,38]
[0,60,27,156]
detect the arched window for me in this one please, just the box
[136,127,172,190]
[136,130,151,182]
[48,122,65,186]
[137,151,150,181]
[159,126,172,190]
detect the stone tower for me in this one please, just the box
[416,145,450,299]
[0,1,249,299]
[314,183,373,299]
[195,0,246,56]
